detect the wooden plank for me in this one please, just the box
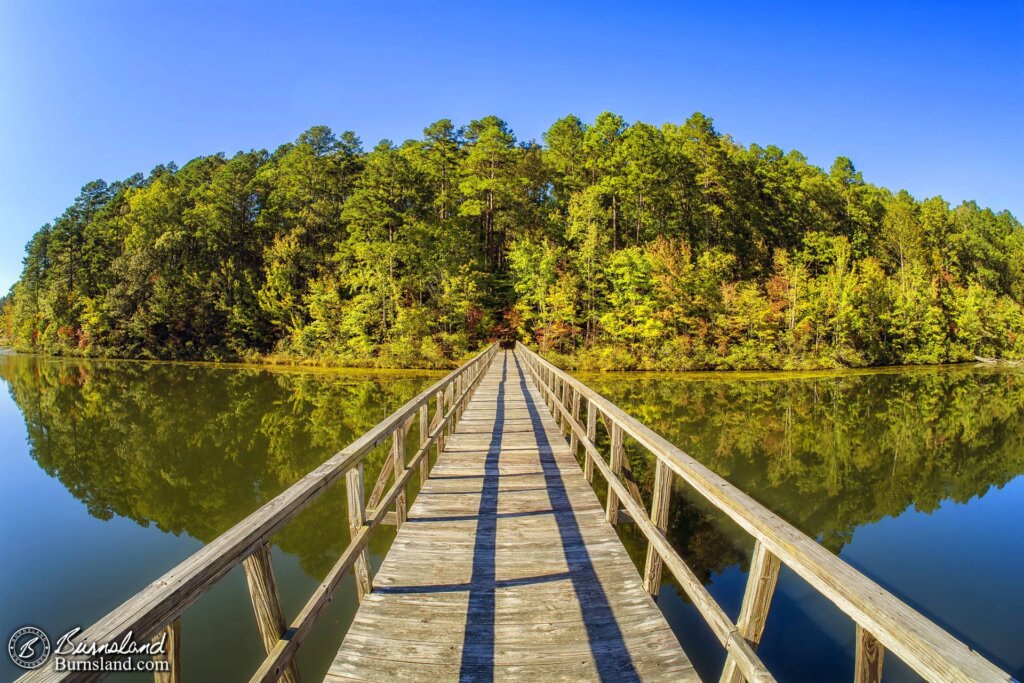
[243,544,301,683]
[151,618,180,683]
[855,625,885,683]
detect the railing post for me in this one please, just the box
[152,618,180,683]
[643,459,672,596]
[243,544,301,683]
[346,462,373,601]
[605,422,624,525]
[434,390,445,454]
[560,380,570,432]
[545,368,553,412]
[720,539,781,683]
[855,625,885,683]
[554,374,562,421]
[445,383,454,434]
[568,388,580,454]
[419,402,430,486]
[392,426,408,527]
[584,400,596,483]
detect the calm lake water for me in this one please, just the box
[1,354,1022,681]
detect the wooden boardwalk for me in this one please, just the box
[326,350,697,682]
[25,345,1010,683]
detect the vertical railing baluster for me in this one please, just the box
[392,425,407,527]
[560,380,570,433]
[547,368,555,413]
[643,459,672,596]
[555,374,563,424]
[243,544,301,683]
[419,402,430,486]
[719,539,780,683]
[445,383,454,434]
[855,625,885,683]
[434,390,445,455]
[345,462,373,601]
[568,388,580,454]
[152,618,180,683]
[605,421,624,524]
[584,400,596,483]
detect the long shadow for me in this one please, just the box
[458,352,506,681]
[511,352,640,682]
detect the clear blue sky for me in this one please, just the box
[1,1,1021,293]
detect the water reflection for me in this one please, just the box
[0,354,438,681]
[586,365,1024,680]
[2,356,1022,681]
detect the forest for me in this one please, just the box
[3,112,1023,370]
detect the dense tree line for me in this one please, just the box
[3,113,1023,369]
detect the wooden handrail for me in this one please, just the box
[515,342,1013,683]
[20,344,499,683]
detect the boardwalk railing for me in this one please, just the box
[515,342,1013,683]
[20,343,498,683]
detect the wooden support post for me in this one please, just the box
[546,370,552,408]
[242,544,301,683]
[434,390,444,456]
[855,625,885,683]
[452,374,460,421]
[720,540,781,683]
[605,422,624,525]
[419,403,430,486]
[643,459,672,596]
[584,400,597,483]
[152,618,180,683]
[560,380,570,433]
[346,463,373,601]
[444,384,454,434]
[392,426,407,527]
[568,389,581,454]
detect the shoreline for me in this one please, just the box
[3,346,1020,381]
